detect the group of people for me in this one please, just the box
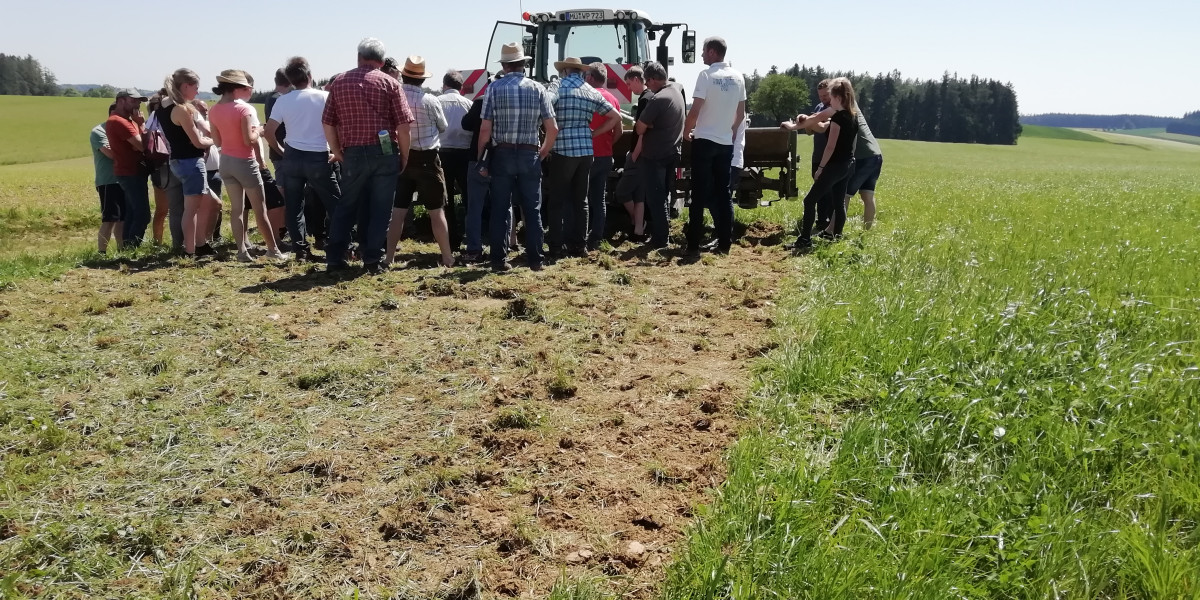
[782,77,884,253]
[90,35,879,273]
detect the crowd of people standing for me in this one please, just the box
[89,36,881,272]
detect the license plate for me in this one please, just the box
[565,10,604,20]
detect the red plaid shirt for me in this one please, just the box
[321,66,414,148]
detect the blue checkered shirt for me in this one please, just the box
[481,72,555,147]
[548,73,613,157]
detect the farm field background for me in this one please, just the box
[2,94,1199,598]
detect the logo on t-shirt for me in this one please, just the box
[712,77,739,93]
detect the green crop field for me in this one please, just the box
[2,95,1199,598]
[1108,127,1200,147]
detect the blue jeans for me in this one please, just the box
[688,138,734,251]
[116,173,150,248]
[639,154,677,247]
[332,144,399,266]
[489,147,544,267]
[465,160,490,254]
[586,156,613,249]
[280,146,341,254]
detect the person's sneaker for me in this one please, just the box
[567,246,588,258]
[701,239,720,252]
[529,262,544,272]
[460,251,484,264]
[714,245,731,256]
[236,250,254,263]
[265,249,290,261]
[293,249,322,263]
[544,252,559,265]
[816,230,837,241]
[326,262,350,273]
[364,262,387,275]
[793,243,815,255]
[491,261,512,273]
[195,244,217,257]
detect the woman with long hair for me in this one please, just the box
[161,69,219,256]
[146,89,171,246]
[208,69,287,262]
[782,77,859,253]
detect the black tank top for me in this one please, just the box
[157,104,205,160]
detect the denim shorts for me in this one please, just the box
[169,157,209,196]
[846,154,883,195]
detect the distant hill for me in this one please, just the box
[60,84,217,101]
[1021,113,1181,130]
[1019,124,1108,143]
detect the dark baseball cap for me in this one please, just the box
[115,88,148,101]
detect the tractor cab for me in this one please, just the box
[473,8,695,109]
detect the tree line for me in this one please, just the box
[0,54,59,96]
[745,65,1022,145]
[1165,110,1200,137]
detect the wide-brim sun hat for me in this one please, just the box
[553,57,587,73]
[497,42,531,64]
[216,69,252,87]
[401,55,431,80]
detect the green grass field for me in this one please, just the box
[662,133,1200,597]
[2,98,1199,597]
[1106,127,1200,147]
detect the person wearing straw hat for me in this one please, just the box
[478,42,558,273]
[544,56,619,261]
[386,55,454,268]
[209,69,288,262]
[321,37,414,274]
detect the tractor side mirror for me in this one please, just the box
[682,30,697,63]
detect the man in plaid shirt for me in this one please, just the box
[321,37,414,274]
[545,57,619,260]
[478,42,559,273]
[386,55,454,268]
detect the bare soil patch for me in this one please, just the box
[0,239,786,599]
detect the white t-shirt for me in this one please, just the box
[691,62,746,146]
[732,116,749,168]
[267,88,330,152]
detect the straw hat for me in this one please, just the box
[497,42,531,64]
[216,69,252,87]
[553,57,587,73]
[401,55,431,80]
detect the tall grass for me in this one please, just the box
[665,136,1200,597]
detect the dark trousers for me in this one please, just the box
[440,148,471,250]
[280,146,341,254]
[688,138,734,251]
[465,160,490,254]
[799,159,853,247]
[116,173,151,248]
[639,154,677,247]
[304,184,328,244]
[547,153,592,254]
[333,144,399,267]
[489,147,544,267]
[586,156,613,249]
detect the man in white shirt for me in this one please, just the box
[683,37,746,256]
[266,56,342,262]
[438,70,474,254]
[388,55,454,268]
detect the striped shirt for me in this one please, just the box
[321,66,414,148]
[548,73,613,157]
[402,83,447,151]
[481,72,555,147]
[437,89,474,150]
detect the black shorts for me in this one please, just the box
[846,154,883,195]
[259,168,286,209]
[614,156,644,204]
[395,150,447,210]
[97,183,125,222]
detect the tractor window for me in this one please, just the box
[544,22,630,71]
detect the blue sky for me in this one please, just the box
[4,0,1197,117]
